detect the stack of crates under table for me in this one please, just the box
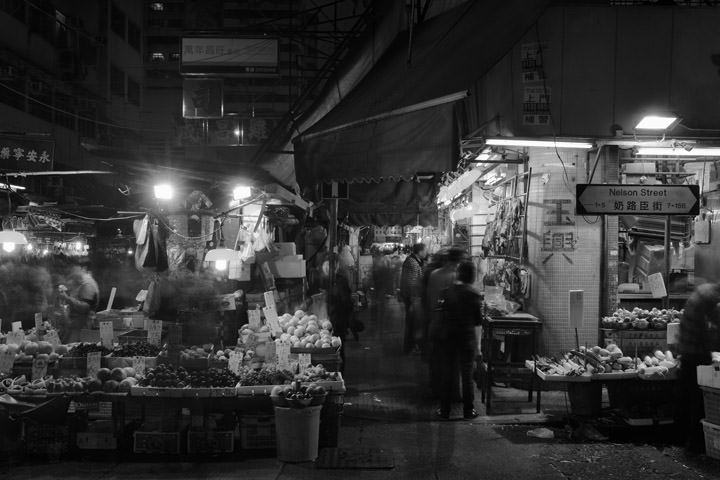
[697,365,720,458]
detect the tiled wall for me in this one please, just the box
[524,148,602,354]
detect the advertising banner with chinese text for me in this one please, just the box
[0,135,54,171]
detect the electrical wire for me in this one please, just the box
[0,81,172,133]
[534,24,574,196]
[49,209,145,222]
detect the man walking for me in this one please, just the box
[400,243,427,354]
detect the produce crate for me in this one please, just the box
[601,329,667,355]
[23,419,72,456]
[76,432,117,450]
[58,357,87,376]
[187,429,234,454]
[606,378,676,419]
[702,387,720,425]
[133,431,183,454]
[309,352,342,372]
[703,419,720,460]
[239,414,276,450]
[698,365,720,389]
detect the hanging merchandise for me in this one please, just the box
[133,215,169,272]
[483,198,525,257]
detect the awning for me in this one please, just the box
[293,0,550,187]
[339,180,438,227]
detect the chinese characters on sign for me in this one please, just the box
[180,37,279,76]
[0,135,54,171]
[576,184,700,215]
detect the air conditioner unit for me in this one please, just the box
[0,65,15,79]
[76,98,97,111]
[29,81,45,95]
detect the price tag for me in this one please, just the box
[147,319,162,346]
[277,340,291,370]
[264,291,277,312]
[265,341,276,366]
[6,331,25,346]
[32,357,48,380]
[0,351,15,374]
[34,313,43,331]
[99,321,114,349]
[136,289,148,302]
[248,308,263,329]
[263,305,283,337]
[648,273,667,298]
[667,322,680,345]
[11,321,21,332]
[44,330,61,347]
[133,356,146,377]
[87,352,101,378]
[228,351,242,373]
[298,353,312,372]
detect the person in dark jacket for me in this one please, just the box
[326,256,353,373]
[435,260,483,419]
[677,282,720,452]
[399,243,427,354]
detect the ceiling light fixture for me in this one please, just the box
[486,138,593,149]
[635,115,680,131]
[636,146,720,157]
[0,230,28,253]
[154,184,174,200]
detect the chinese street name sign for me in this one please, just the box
[576,184,699,216]
[0,134,54,171]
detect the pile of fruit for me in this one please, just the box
[1,375,54,395]
[111,342,161,358]
[174,344,214,361]
[137,364,241,389]
[46,375,93,394]
[67,342,111,357]
[88,367,138,393]
[601,307,682,330]
[530,345,679,378]
[270,381,327,408]
[277,311,341,350]
[0,341,67,364]
[236,365,294,387]
[294,364,342,383]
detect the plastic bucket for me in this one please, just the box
[274,405,322,462]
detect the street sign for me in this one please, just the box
[576,184,699,215]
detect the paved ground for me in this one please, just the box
[3,297,720,479]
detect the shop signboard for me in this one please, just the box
[181,36,279,76]
[0,134,54,171]
[576,184,699,216]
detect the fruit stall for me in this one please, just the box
[0,308,347,460]
[526,306,681,424]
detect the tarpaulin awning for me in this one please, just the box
[293,0,550,187]
[339,180,438,227]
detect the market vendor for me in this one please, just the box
[57,266,100,343]
[678,282,720,453]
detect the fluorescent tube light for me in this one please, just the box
[486,138,593,149]
[636,147,720,157]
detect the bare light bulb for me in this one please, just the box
[215,260,228,271]
[2,242,15,253]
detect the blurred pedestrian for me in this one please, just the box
[426,247,467,396]
[325,255,353,373]
[371,247,392,321]
[400,243,427,354]
[676,282,720,453]
[435,261,483,419]
[58,265,99,343]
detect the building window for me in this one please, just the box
[127,20,141,51]
[111,2,125,39]
[150,2,164,11]
[110,64,125,97]
[127,77,140,106]
[151,52,165,62]
[0,0,25,22]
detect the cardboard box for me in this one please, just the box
[698,365,720,389]
[268,256,306,278]
[274,242,296,257]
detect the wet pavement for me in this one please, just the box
[3,296,720,479]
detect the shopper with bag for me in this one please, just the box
[399,243,427,354]
[433,260,483,420]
